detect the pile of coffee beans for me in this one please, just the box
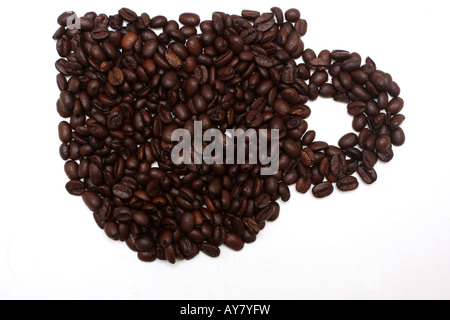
[54,8,405,263]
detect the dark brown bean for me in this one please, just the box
[391,128,406,146]
[376,135,392,152]
[179,13,200,27]
[296,177,311,194]
[337,176,359,192]
[387,97,404,115]
[312,182,334,198]
[200,243,221,257]
[357,165,378,184]
[82,191,101,211]
[285,9,300,22]
[339,133,358,149]
[66,180,85,196]
[119,8,138,22]
[283,139,301,158]
[225,233,244,251]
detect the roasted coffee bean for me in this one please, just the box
[339,133,358,149]
[312,182,334,198]
[135,235,154,251]
[119,8,138,22]
[387,97,404,115]
[179,13,200,27]
[108,67,124,86]
[104,222,120,240]
[310,142,329,151]
[121,32,138,51]
[66,180,85,196]
[285,8,300,22]
[357,165,378,184]
[353,114,368,132]
[331,50,351,61]
[82,191,102,211]
[378,147,394,162]
[300,148,315,166]
[274,99,290,116]
[376,135,392,152]
[225,233,244,251]
[347,101,366,116]
[337,176,359,192]
[283,139,301,158]
[151,15,168,28]
[362,150,378,169]
[200,243,220,257]
[302,130,316,146]
[330,155,347,178]
[296,177,312,194]
[390,114,406,129]
[279,182,290,202]
[391,128,406,146]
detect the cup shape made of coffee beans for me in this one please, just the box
[54,7,405,263]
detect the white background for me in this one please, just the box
[0,0,449,300]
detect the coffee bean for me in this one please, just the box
[312,182,334,198]
[135,235,154,251]
[104,222,120,240]
[341,58,360,72]
[319,84,336,98]
[302,130,316,146]
[296,177,312,194]
[391,128,406,146]
[179,13,200,27]
[225,233,244,251]
[390,114,406,130]
[274,99,291,116]
[387,97,404,115]
[151,15,168,28]
[165,49,182,69]
[66,180,85,196]
[376,135,392,152]
[121,32,138,51]
[279,182,290,202]
[337,176,359,192]
[331,155,347,178]
[300,148,315,166]
[357,165,377,184]
[285,31,301,54]
[200,243,220,257]
[310,141,329,151]
[58,121,72,143]
[347,101,366,116]
[353,114,368,132]
[119,8,138,22]
[82,191,102,211]
[378,147,394,162]
[133,211,150,227]
[113,183,133,200]
[331,50,351,61]
[284,139,301,158]
[362,150,378,169]
[339,133,358,149]
[285,8,300,22]
[255,54,275,68]
[108,67,124,86]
